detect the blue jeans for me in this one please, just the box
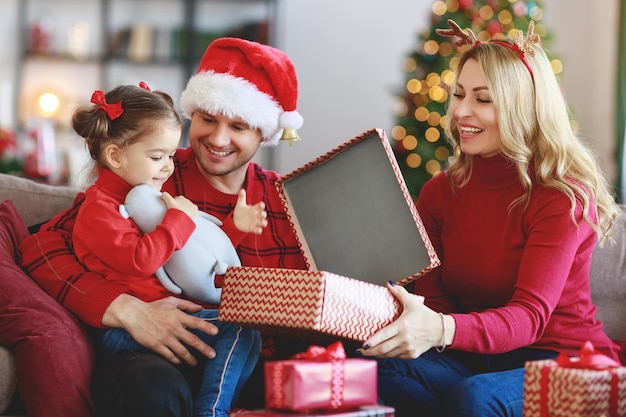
[93,309,260,417]
[92,350,194,417]
[376,348,558,417]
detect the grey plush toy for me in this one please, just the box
[119,184,241,305]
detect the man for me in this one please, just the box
[20,37,308,417]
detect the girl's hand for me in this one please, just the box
[357,282,450,359]
[233,189,268,234]
[161,192,198,220]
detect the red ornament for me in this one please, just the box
[487,0,500,11]
[458,0,474,10]
[487,20,503,36]
[0,128,16,155]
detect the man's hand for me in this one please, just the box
[102,294,218,365]
[233,189,268,234]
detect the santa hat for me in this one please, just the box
[180,37,303,146]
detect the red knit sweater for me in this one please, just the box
[19,148,308,328]
[73,168,196,302]
[163,148,308,270]
[414,154,619,360]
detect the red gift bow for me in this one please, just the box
[540,341,621,417]
[291,341,346,410]
[555,340,620,369]
[291,341,346,361]
[90,90,123,120]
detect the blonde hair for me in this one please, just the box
[444,40,618,243]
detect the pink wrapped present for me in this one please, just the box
[264,342,377,412]
[231,405,394,416]
[523,341,626,417]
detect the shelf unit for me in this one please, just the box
[16,0,276,123]
[14,0,276,183]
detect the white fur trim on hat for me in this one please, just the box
[180,71,284,146]
[279,110,303,130]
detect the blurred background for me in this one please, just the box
[0,0,623,201]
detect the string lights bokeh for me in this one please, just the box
[391,0,567,198]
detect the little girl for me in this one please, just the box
[71,83,263,417]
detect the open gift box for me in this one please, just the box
[218,128,440,342]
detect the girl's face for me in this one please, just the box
[449,59,501,158]
[115,123,181,190]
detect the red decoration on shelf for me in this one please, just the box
[28,19,53,54]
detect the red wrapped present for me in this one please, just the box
[231,405,394,416]
[523,341,626,417]
[219,266,408,342]
[264,342,377,413]
[218,129,439,343]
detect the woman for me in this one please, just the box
[358,20,620,417]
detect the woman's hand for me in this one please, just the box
[101,294,218,366]
[358,282,453,359]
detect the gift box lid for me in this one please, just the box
[277,128,439,286]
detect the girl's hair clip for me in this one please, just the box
[90,90,123,120]
[139,81,151,91]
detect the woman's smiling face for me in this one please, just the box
[449,58,501,158]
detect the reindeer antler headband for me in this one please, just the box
[436,19,479,49]
[436,19,540,81]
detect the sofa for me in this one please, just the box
[1,172,626,416]
[0,173,94,417]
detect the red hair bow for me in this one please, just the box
[90,90,123,120]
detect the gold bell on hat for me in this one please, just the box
[280,128,301,146]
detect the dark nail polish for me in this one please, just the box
[363,343,371,350]
[388,280,396,287]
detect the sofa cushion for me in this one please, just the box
[590,205,626,343]
[0,200,28,414]
[0,200,95,417]
[0,173,79,227]
[0,342,17,414]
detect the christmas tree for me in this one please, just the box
[391,0,562,198]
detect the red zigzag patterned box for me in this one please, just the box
[523,359,626,417]
[218,129,440,342]
[219,266,402,342]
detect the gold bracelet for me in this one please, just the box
[435,312,446,353]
